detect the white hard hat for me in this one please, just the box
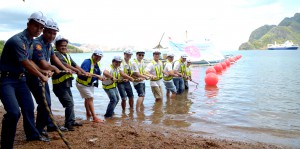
[113,55,122,62]
[181,53,188,58]
[93,49,103,57]
[28,11,47,26]
[187,59,191,63]
[45,19,59,31]
[136,49,145,54]
[166,52,174,57]
[55,35,68,44]
[153,50,161,54]
[124,48,133,55]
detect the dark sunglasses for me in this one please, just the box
[138,54,144,57]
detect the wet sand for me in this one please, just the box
[0,106,286,149]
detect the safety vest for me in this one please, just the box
[163,60,173,81]
[150,60,163,81]
[76,58,100,86]
[173,59,186,76]
[102,65,118,89]
[52,53,73,84]
[133,59,145,75]
[122,60,133,76]
[184,67,191,80]
[117,60,133,81]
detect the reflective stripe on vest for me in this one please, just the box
[178,59,186,76]
[184,68,191,80]
[52,53,73,84]
[117,60,133,81]
[102,65,117,89]
[76,58,100,86]
[163,60,173,81]
[122,60,133,76]
[134,59,144,75]
[151,60,163,81]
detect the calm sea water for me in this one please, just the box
[49,50,300,148]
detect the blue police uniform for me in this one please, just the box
[26,36,55,134]
[0,29,41,149]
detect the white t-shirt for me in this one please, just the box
[102,65,120,86]
[119,59,132,80]
[145,60,163,87]
[131,59,146,85]
[173,60,186,78]
[163,61,173,83]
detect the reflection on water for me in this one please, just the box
[204,85,219,98]
[48,51,300,148]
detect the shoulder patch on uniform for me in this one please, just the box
[22,43,26,50]
[36,44,42,51]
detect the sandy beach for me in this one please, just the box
[0,106,286,149]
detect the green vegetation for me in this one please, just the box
[0,40,83,54]
[0,40,4,54]
[66,44,83,53]
[239,13,300,50]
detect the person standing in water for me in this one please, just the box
[76,50,105,123]
[117,49,135,111]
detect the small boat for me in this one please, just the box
[267,40,299,50]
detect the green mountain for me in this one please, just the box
[239,13,300,50]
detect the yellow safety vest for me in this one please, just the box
[102,65,117,89]
[178,59,186,76]
[134,59,145,75]
[184,67,191,80]
[163,60,173,81]
[150,60,163,81]
[76,58,100,86]
[52,53,73,84]
[117,60,133,81]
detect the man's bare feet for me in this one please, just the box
[93,117,105,123]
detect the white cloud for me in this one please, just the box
[0,0,299,50]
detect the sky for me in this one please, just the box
[0,0,299,51]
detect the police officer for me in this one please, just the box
[0,11,50,149]
[28,19,72,136]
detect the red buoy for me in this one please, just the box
[205,73,219,86]
[206,67,216,74]
[221,62,227,70]
[214,63,223,73]
[225,59,231,67]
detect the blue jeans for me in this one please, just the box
[0,77,40,149]
[104,88,120,118]
[117,81,134,99]
[26,74,54,133]
[163,80,177,93]
[173,77,184,94]
[134,83,145,97]
[184,80,189,89]
[53,85,75,127]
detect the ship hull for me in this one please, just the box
[268,47,298,50]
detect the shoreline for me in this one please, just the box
[0,106,285,149]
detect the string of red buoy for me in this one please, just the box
[204,55,242,86]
